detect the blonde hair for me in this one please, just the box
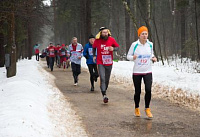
[95,29,111,39]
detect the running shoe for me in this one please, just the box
[135,108,141,117]
[145,108,153,118]
[103,95,109,103]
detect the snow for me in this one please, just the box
[0,59,88,137]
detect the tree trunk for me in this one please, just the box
[53,0,57,44]
[80,0,86,44]
[180,9,186,58]
[125,0,130,55]
[121,0,138,30]
[6,12,16,78]
[28,22,32,60]
[0,33,5,67]
[161,1,168,62]
[194,0,200,60]
[153,18,164,65]
[86,0,91,42]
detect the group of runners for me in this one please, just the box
[34,26,157,118]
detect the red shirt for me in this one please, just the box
[56,46,61,55]
[93,37,119,66]
[35,49,39,54]
[48,46,56,57]
[72,44,77,51]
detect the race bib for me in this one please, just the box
[71,51,78,58]
[102,55,112,65]
[137,55,151,65]
[71,51,81,60]
[49,49,54,56]
[88,48,93,56]
[61,51,66,56]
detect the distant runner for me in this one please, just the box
[68,37,83,86]
[34,44,40,61]
[47,43,56,71]
[83,35,99,91]
[59,44,67,70]
[55,44,61,67]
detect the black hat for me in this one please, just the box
[89,34,95,39]
[99,27,108,31]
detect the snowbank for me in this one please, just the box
[0,59,88,137]
[81,58,200,110]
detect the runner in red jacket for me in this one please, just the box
[93,27,119,103]
[59,44,67,70]
[55,44,61,66]
[47,43,56,71]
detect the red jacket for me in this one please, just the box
[48,46,56,57]
[93,36,119,66]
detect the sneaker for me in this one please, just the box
[135,108,141,117]
[90,86,94,91]
[145,108,153,118]
[103,95,109,103]
[74,83,78,86]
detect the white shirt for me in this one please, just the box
[127,39,154,74]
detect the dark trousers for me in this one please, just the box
[71,62,81,83]
[98,64,112,96]
[36,54,39,61]
[46,56,49,67]
[49,57,55,71]
[87,64,99,88]
[132,73,152,108]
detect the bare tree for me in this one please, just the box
[194,0,200,60]
[125,0,130,55]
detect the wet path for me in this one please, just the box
[42,61,200,137]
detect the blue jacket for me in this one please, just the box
[83,42,96,64]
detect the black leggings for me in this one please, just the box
[36,54,39,61]
[71,62,81,83]
[87,64,99,88]
[49,57,55,71]
[132,73,152,108]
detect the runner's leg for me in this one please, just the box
[143,73,152,108]
[133,75,143,108]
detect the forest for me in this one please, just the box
[0,0,200,77]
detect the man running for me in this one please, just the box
[93,27,119,103]
[68,37,83,86]
[59,44,67,70]
[55,44,61,67]
[83,35,99,91]
[48,43,56,71]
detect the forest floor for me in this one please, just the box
[42,61,200,137]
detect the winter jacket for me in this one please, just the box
[34,45,40,54]
[92,36,119,66]
[83,42,96,64]
[127,39,154,74]
[48,46,56,57]
[68,43,83,65]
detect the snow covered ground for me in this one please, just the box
[81,58,200,110]
[0,59,88,137]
